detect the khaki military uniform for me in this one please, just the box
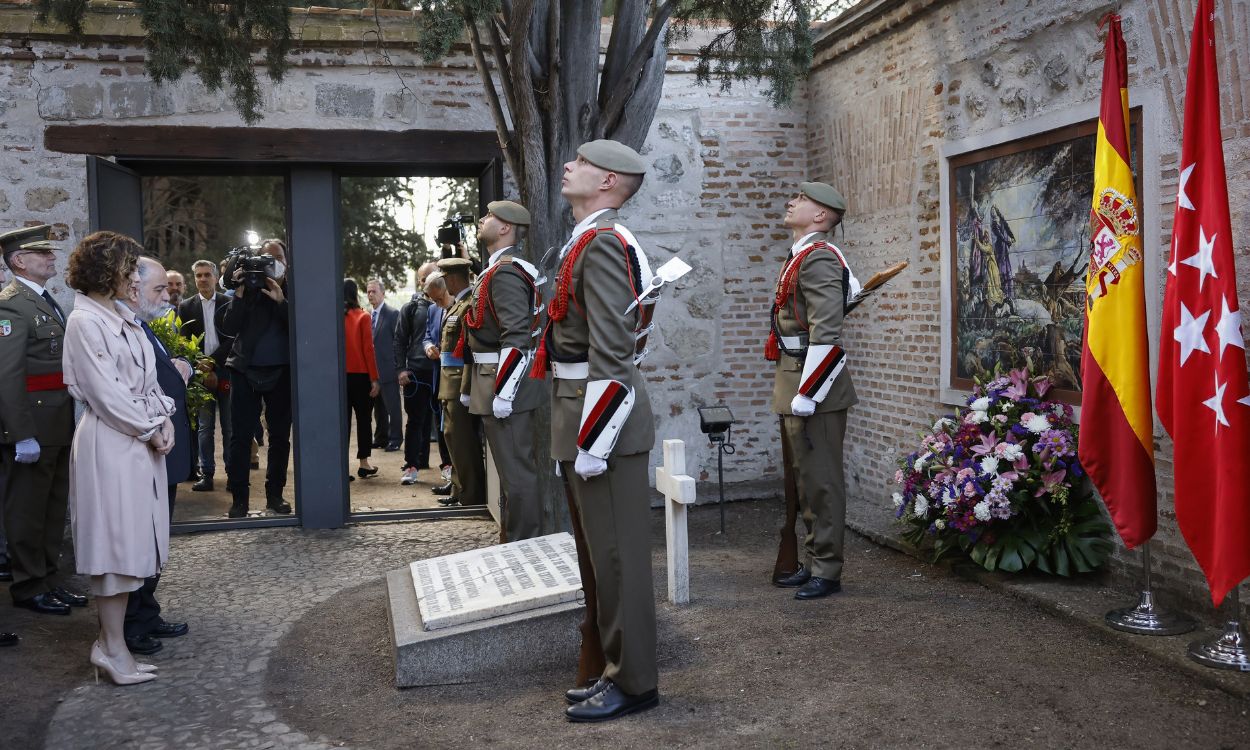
[464,248,547,540]
[0,279,75,602]
[548,208,657,696]
[771,231,858,582]
[439,291,485,506]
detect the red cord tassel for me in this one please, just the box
[764,331,780,362]
[529,332,549,379]
[453,329,466,359]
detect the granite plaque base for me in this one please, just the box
[385,566,583,687]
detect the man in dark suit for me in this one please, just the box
[121,257,191,655]
[366,279,402,452]
[179,259,234,493]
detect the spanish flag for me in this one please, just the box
[1078,13,1157,548]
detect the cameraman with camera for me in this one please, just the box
[437,214,482,275]
[217,238,293,519]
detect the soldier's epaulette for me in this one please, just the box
[0,283,19,301]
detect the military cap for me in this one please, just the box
[577,139,647,175]
[1,225,53,260]
[487,200,531,226]
[800,181,847,214]
[437,257,473,274]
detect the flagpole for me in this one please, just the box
[1188,580,1250,670]
[1104,541,1196,635]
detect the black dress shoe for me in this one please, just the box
[49,587,88,607]
[227,503,248,519]
[14,592,71,616]
[150,621,189,638]
[565,681,659,723]
[436,496,460,507]
[357,466,379,479]
[192,476,214,492]
[0,632,18,647]
[266,500,293,514]
[385,442,401,452]
[773,564,811,588]
[0,562,11,582]
[124,634,163,655]
[565,678,609,705]
[431,481,454,496]
[795,576,841,600]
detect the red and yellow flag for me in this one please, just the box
[1078,13,1157,548]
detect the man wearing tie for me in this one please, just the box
[366,279,402,452]
[179,260,234,493]
[0,225,82,616]
[121,256,192,655]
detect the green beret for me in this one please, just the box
[577,139,646,175]
[1,225,53,259]
[800,181,847,214]
[436,257,473,273]
[487,200,531,226]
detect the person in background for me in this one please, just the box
[422,272,455,496]
[179,260,234,493]
[394,262,439,486]
[165,270,185,309]
[120,257,192,657]
[62,231,173,686]
[0,257,9,591]
[432,258,484,508]
[343,279,380,480]
[366,278,402,453]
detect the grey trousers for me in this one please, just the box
[483,409,542,542]
[562,452,657,695]
[781,409,848,582]
[372,379,403,446]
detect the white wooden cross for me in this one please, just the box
[655,439,697,605]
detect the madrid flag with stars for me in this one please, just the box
[1157,0,1250,606]
[1079,13,1157,550]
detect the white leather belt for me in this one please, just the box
[779,334,808,348]
[473,352,500,364]
[552,361,589,379]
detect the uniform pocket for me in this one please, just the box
[555,378,586,399]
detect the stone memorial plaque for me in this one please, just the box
[410,532,582,631]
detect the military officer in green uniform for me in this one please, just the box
[0,225,82,615]
[438,257,486,507]
[462,200,546,541]
[540,140,659,722]
[767,182,860,600]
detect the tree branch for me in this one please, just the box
[597,0,676,139]
[466,15,520,185]
[598,0,645,108]
[487,16,518,120]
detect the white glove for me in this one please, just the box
[459,393,471,407]
[790,394,816,417]
[14,437,41,464]
[492,396,513,420]
[574,450,608,479]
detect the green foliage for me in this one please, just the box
[147,311,213,428]
[36,0,292,125]
[340,178,427,289]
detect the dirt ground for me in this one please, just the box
[266,501,1250,749]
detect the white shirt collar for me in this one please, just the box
[14,275,47,297]
[572,209,612,239]
[488,245,515,268]
[790,232,823,256]
[198,291,216,303]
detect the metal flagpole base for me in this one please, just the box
[1105,590,1197,636]
[1188,620,1250,671]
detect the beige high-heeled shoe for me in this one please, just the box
[89,641,157,685]
[90,641,157,673]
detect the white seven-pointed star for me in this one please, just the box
[1215,297,1245,361]
[1203,373,1230,431]
[1239,392,1250,409]
[1180,226,1219,291]
[1178,163,1196,210]
[1169,234,1178,276]
[1174,302,1211,364]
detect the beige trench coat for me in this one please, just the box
[63,293,173,580]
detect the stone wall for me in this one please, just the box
[0,1,808,491]
[806,0,1250,612]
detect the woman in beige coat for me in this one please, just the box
[63,231,174,686]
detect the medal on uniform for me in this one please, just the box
[0,319,10,337]
[50,338,60,354]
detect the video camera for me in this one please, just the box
[222,245,278,292]
[436,214,475,247]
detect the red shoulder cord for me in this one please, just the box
[529,227,631,378]
[458,260,541,359]
[764,241,831,362]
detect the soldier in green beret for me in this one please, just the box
[436,257,486,507]
[767,181,860,600]
[0,225,82,616]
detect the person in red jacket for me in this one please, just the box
[344,279,380,479]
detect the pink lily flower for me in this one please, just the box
[1034,469,1067,497]
[971,432,1000,456]
[1032,376,1052,398]
[1004,369,1029,400]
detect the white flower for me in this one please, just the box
[997,443,1024,461]
[1023,413,1052,433]
[973,500,992,521]
[913,495,930,518]
[892,492,904,508]
[914,457,926,472]
[970,397,991,412]
[935,519,946,530]
[933,417,954,431]
[979,456,1000,475]
[964,410,988,425]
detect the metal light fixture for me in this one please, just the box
[697,405,736,534]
